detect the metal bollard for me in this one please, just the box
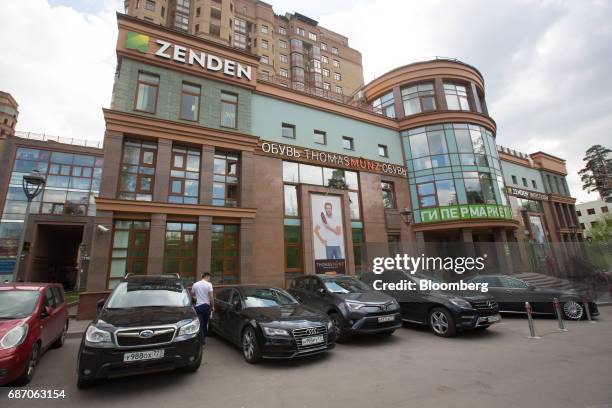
[552,298,567,332]
[583,299,594,322]
[525,302,540,339]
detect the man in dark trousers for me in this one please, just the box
[191,272,214,345]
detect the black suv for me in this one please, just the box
[288,274,401,341]
[379,271,501,337]
[77,275,202,388]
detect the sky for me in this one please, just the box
[2,0,611,203]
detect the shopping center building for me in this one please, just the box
[0,13,584,318]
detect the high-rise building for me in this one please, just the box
[123,0,364,96]
[0,91,19,138]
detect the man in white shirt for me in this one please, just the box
[314,202,343,259]
[191,272,214,344]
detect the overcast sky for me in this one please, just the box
[1,0,611,203]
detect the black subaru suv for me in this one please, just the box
[288,274,402,341]
[76,275,202,388]
[378,271,501,337]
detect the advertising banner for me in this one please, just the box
[311,194,346,274]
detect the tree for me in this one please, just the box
[578,145,612,202]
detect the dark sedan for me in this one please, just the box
[468,275,599,320]
[209,285,335,364]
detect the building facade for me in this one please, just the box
[576,199,611,236]
[123,0,364,96]
[0,91,18,138]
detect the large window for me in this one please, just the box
[372,92,396,118]
[284,185,299,217]
[180,83,200,121]
[109,220,150,289]
[463,172,496,204]
[401,83,436,115]
[169,146,200,204]
[381,181,396,209]
[444,83,470,111]
[211,224,239,284]
[119,139,157,201]
[220,92,238,128]
[135,72,159,113]
[164,222,197,282]
[408,128,449,171]
[284,226,302,273]
[213,152,239,206]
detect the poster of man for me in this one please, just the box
[311,194,345,263]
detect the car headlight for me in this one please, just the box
[262,326,290,337]
[346,301,366,310]
[326,320,333,330]
[85,325,113,347]
[449,298,472,309]
[177,319,200,338]
[0,324,28,350]
[390,299,400,309]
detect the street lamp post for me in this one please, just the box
[11,170,46,282]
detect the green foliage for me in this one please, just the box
[579,145,612,202]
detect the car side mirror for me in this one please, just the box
[97,298,106,311]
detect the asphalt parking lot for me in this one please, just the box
[2,307,612,408]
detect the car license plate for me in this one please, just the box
[378,315,395,323]
[301,335,324,346]
[123,349,164,362]
[488,315,500,323]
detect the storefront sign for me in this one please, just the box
[125,31,253,81]
[506,186,549,201]
[315,259,346,275]
[419,204,513,223]
[261,142,407,176]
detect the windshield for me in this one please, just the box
[0,290,40,319]
[106,281,190,308]
[324,277,371,293]
[242,288,298,308]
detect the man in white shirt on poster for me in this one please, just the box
[314,201,343,259]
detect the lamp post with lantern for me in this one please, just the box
[11,170,46,282]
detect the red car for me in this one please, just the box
[0,283,69,386]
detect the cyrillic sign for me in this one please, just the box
[419,204,514,223]
[506,186,549,201]
[260,141,407,176]
[125,31,252,81]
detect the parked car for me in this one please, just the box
[379,271,500,337]
[0,283,69,386]
[467,275,599,320]
[76,274,202,388]
[288,274,402,341]
[209,285,335,363]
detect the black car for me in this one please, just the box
[378,271,501,337]
[468,275,600,320]
[209,285,335,364]
[288,274,402,341]
[76,275,202,388]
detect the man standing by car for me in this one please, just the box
[192,272,214,344]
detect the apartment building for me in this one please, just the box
[0,91,19,138]
[576,199,611,235]
[123,0,364,96]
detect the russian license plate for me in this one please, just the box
[301,335,324,346]
[488,315,500,323]
[378,315,395,323]
[123,349,164,362]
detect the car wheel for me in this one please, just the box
[242,326,262,364]
[329,312,349,342]
[183,353,202,373]
[429,307,456,337]
[51,321,69,349]
[14,342,40,386]
[563,300,584,320]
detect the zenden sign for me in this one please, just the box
[125,31,253,81]
[419,204,513,223]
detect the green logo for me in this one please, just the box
[125,32,149,53]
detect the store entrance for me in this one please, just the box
[29,224,83,290]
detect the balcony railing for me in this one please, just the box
[14,131,102,149]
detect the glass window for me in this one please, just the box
[284,226,302,273]
[180,83,200,121]
[298,164,323,185]
[417,182,436,207]
[220,92,238,128]
[455,128,473,153]
[119,139,157,201]
[409,133,429,158]
[401,82,436,115]
[284,185,299,217]
[313,130,326,145]
[464,176,484,204]
[211,224,239,284]
[109,221,150,289]
[342,136,354,150]
[372,91,396,118]
[444,83,470,111]
[381,181,395,209]
[168,146,200,204]
[212,152,239,207]
[435,179,457,206]
[135,72,159,113]
[164,222,197,284]
[282,123,295,139]
[283,161,299,183]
